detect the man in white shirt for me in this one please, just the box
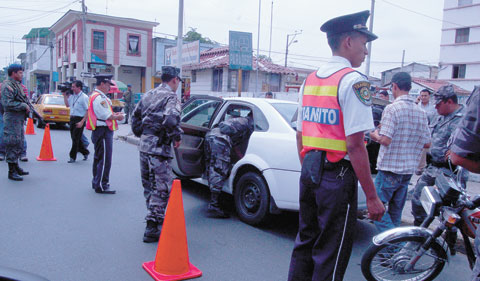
[288,10,384,281]
[63,80,89,163]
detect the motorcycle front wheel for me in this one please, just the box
[361,236,447,281]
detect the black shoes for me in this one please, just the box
[0,155,4,161]
[94,188,116,194]
[15,165,29,176]
[143,220,162,243]
[68,158,76,163]
[207,192,230,218]
[83,154,88,161]
[8,163,23,181]
[20,156,28,162]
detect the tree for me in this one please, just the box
[183,28,216,44]
[257,55,272,62]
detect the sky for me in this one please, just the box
[0,0,447,78]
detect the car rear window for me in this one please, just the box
[44,96,65,105]
[270,103,298,129]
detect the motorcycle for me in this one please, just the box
[361,167,480,281]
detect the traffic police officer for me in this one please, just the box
[86,74,124,194]
[204,110,254,218]
[288,11,384,281]
[411,85,467,226]
[132,66,183,243]
[1,64,30,181]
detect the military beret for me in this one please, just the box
[434,85,457,105]
[94,74,114,85]
[320,10,378,42]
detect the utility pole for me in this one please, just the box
[50,36,54,92]
[401,50,405,70]
[82,0,87,85]
[268,1,273,59]
[176,0,184,99]
[284,30,301,67]
[365,0,375,77]
[255,0,261,95]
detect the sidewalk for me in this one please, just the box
[114,122,139,145]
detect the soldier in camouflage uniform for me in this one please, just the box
[1,64,30,181]
[204,110,254,218]
[446,86,480,280]
[123,84,133,124]
[132,66,183,243]
[411,85,468,226]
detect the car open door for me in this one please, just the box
[172,95,223,178]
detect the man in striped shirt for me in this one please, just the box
[370,72,431,233]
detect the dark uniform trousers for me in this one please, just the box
[288,150,357,281]
[91,126,113,190]
[69,116,89,160]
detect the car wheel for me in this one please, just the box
[234,171,270,225]
[36,119,45,128]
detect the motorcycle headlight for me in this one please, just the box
[420,185,442,215]
[442,209,461,227]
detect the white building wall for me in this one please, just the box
[190,69,213,94]
[86,24,115,65]
[118,28,148,67]
[438,0,480,91]
[30,45,51,71]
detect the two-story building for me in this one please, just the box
[22,28,54,94]
[49,10,158,93]
[438,0,480,91]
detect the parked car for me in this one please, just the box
[33,94,70,128]
[172,95,371,225]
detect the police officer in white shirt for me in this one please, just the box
[288,11,384,281]
[88,74,124,194]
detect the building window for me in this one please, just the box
[212,69,223,92]
[93,31,105,51]
[127,34,140,55]
[264,73,281,92]
[452,64,466,79]
[192,70,196,82]
[455,28,470,43]
[58,39,62,57]
[72,31,76,52]
[458,0,472,6]
[64,36,68,54]
[227,69,250,92]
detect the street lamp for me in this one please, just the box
[285,30,302,67]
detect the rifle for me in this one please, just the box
[14,88,43,122]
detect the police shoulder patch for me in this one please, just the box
[352,81,372,106]
[100,100,108,108]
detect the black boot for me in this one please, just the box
[15,164,29,176]
[8,163,23,181]
[143,220,161,243]
[207,191,230,218]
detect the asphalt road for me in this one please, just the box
[0,124,474,281]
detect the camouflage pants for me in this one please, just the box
[411,165,468,225]
[3,112,24,163]
[140,152,172,223]
[205,135,232,193]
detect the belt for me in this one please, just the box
[431,160,455,170]
[306,150,351,170]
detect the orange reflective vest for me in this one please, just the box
[86,91,118,131]
[301,67,354,163]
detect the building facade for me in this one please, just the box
[438,0,480,91]
[49,10,157,93]
[381,62,439,86]
[22,28,54,94]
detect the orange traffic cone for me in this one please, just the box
[142,179,202,281]
[36,124,57,161]
[25,118,35,135]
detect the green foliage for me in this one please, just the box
[183,28,216,44]
[257,55,272,62]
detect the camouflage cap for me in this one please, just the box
[162,66,181,78]
[433,85,457,105]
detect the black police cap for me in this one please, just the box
[94,74,114,85]
[320,10,378,42]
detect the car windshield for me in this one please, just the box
[44,96,65,105]
[270,103,298,129]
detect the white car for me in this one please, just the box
[172,95,366,225]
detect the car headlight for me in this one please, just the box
[420,185,442,215]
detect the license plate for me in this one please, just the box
[59,110,67,115]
